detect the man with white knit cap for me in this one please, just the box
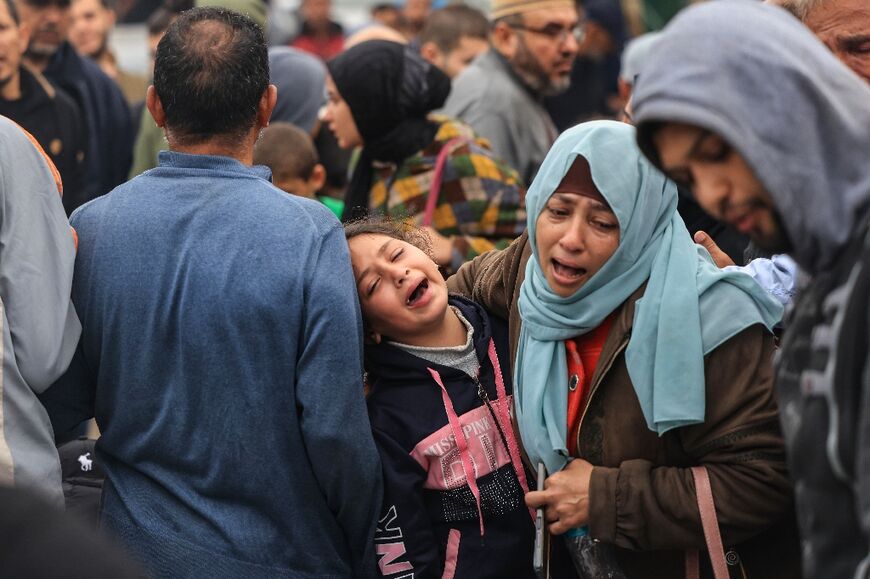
[443,0,580,185]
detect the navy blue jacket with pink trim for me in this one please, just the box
[365,296,536,579]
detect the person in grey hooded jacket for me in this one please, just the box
[0,116,81,507]
[631,1,870,577]
[267,46,326,135]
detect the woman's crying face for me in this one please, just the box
[535,160,620,298]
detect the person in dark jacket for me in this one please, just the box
[632,2,870,576]
[545,0,627,128]
[57,437,104,526]
[17,0,133,211]
[0,486,142,578]
[0,0,86,215]
[345,218,537,579]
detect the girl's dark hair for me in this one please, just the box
[343,216,434,260]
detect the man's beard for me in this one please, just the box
[26,22,66,59]
[752,211,794,254]
[27,40,61,59]
[748,207,794,255]
[509,37,571,97]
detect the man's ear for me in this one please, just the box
[309,163,327,191]
[257,84,278,129]
[145,85,166,127]
[490,21,518,59]
[17,22,31,55]
[419,41,442,66]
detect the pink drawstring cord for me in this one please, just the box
[486,340,534,520]
[429,367,486,536]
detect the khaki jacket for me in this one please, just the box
[447,232,801,578]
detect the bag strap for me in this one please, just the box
[685,465,729,579]
[423,136,469,227]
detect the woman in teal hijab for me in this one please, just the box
[447,120,801,578]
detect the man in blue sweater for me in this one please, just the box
[40,7,382,577]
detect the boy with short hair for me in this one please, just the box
[418,5,489,79]
[254,122,343,217]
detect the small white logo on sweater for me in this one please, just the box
[78,453,93,472]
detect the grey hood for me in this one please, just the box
[633,0,870,274]
[268,47,326,134]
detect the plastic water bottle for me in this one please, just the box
[563,527,626,579]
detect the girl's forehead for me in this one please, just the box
[348,233,406,263]
[349,232,392,244]
[350,233,389,252]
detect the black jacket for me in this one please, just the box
[45,42,133,211]
[776,220,870,578]
[365,296,536,579]
[0,486,141,577]
[0,67,87,215]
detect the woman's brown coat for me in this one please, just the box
[447,232,801,578]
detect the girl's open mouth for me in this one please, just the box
[406,279,429,306]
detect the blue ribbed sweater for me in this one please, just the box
[42,151,382,578]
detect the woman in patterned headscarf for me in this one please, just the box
[323,40,526,274]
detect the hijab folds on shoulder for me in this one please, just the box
[516,121,782,475]
[326,40,452,221]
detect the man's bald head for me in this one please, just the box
[770,0,870,83]
[770,0,823,19]
[152,6,270,146]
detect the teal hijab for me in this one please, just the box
[515,121,782,475]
